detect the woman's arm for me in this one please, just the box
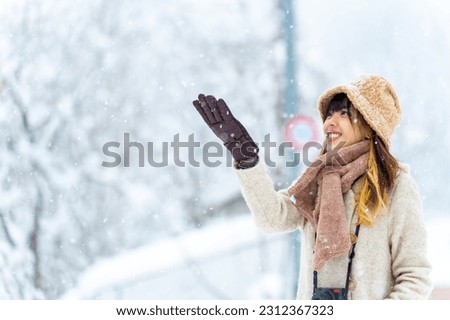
[192,94,303,232]
[234,161,305,233]
[386,171,433,299]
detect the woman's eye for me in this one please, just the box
[341,110,349,116]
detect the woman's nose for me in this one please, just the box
[327,112,338,126]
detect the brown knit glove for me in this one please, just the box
[192,94,259,168]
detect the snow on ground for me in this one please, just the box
[63,214,450,299]
[62,215,293,299]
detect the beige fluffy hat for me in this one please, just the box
[317,75,402,147]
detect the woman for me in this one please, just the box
[192,75,432,299]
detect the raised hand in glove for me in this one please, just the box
[192,94,259,169]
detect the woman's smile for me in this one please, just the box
[323,109,362,149]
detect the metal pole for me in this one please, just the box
[281,0,301,299]
[283,0,299,118]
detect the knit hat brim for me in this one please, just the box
[317,75,401,147]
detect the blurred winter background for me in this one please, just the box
[0,0,449,299]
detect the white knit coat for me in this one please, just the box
[234,161,433,300]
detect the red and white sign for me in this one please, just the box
[284,115,320,151]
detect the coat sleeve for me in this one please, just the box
[385,171,433,299]
[233,161,305,233]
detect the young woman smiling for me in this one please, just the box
[192,75,432,300]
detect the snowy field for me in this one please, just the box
[64,214,450,300]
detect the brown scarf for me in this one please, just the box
[288,140,370,270]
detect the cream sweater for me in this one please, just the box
[234,161,432,300]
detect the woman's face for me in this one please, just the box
[323,105,364,150]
